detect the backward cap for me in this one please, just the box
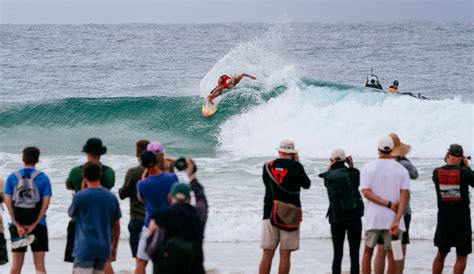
[140,151,157,168]
[378,135,394,153]
[171,183,190,201]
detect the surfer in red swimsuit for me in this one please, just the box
[207,73,257,104]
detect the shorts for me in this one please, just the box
[73,259,106,274]
[10,224,49,252]
[0,232,8,265]
[136,226,151,261]
[377,214,411,245]
[434,209,472,256]
[65,220,76,262]
[365,230,403,251]
[128,220,144,258]
[260,219,300,251]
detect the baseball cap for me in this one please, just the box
[378,135,394,153]
[277,140,298,154]
[140,151,157,168]
[171,183,190,201]
[448,144,464,157]
[147,142,164,154]
[330,149,346,162]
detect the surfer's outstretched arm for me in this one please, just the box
[234,73,257,84]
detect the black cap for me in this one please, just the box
[82,138,107,156]
[140,151,157,168]
[448,144,463,157]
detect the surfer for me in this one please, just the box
[206,73,257,105]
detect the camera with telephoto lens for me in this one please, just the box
[175,157,197,173]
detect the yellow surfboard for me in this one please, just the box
[202,103,219,117]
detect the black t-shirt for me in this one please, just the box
[262,158,311,219]
[433,164,474,210]
[153,203,205,274]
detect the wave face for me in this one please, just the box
[2,79,471,158]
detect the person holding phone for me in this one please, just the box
[319,149,363,274]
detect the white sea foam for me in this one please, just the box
[2,153,471,243]
[218,83,473,158]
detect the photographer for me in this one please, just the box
[319,149,363,274]
[259,140,311,274]
[432,144,474,274]
[147,157,208,274]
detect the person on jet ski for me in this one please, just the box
[365,77,383,90]
[388,80,399,93]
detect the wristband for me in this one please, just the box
[387,201,392,208]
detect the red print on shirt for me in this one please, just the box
[438,169,461,202]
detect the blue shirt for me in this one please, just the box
[5,168,52,226]
[137,173,178,227]
[68,188,122,261]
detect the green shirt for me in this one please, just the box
[118,165,146,221]
[66,163,115,193]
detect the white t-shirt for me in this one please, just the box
[360,158,411,231]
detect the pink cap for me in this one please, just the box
[147,141,164,154]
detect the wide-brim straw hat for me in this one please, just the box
[390,133,411,157]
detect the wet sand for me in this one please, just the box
[0,238,471,273]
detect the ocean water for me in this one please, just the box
[0,23,473,243]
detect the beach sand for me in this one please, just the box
[0,238,471,273]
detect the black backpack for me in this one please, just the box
[154,236,195,274]
[320,168,363,221]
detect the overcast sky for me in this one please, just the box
[1,0,472,24]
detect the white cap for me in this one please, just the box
[330,149,346,162]
[378,135,395,153]
[277,140,298,154]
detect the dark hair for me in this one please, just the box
[83,161,102,182]
[370,79,375,84]
[22,147,40,165]
[136,140,150,157]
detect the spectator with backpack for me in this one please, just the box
[319,149,363,274]
[258,140,311,274]
[147,158,208,274]
[0,176,8,265]
[68,162,122,274]
[4,147,52,274]
[64,138,117,273]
